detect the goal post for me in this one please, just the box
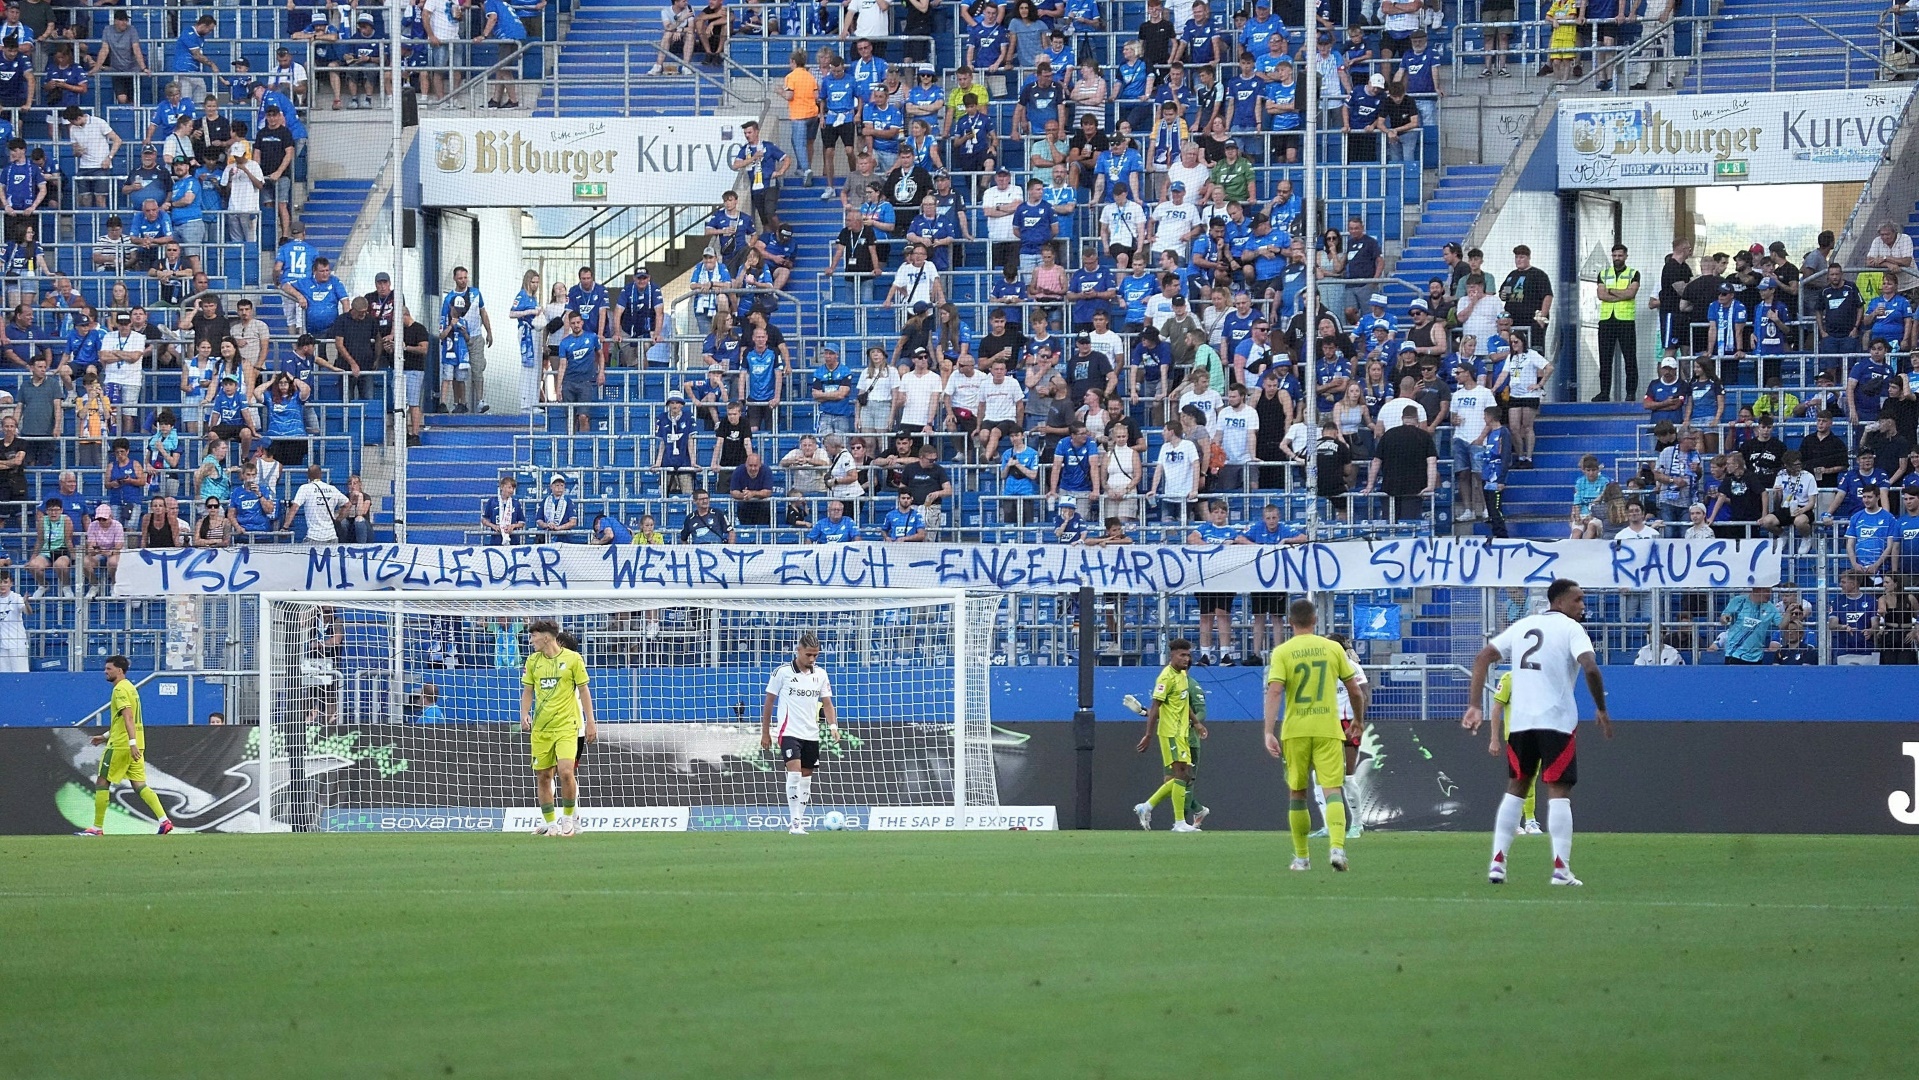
[254,588,1001,832]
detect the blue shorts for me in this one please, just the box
[1452,436,1480,475]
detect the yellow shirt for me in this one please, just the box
[784,67,820,120]
[1494,671,1514,736]
[108,678,143,750]
[1151,665,1191,740]
[1267,632,1359,741]
[947,83,990,119]
[522,648,588,735]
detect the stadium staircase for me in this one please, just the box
[405,415,526,544]
[1694,0,1884,91]
[1390,164,1502,303]
[533,0,731,116]
[1490,403,1644,540]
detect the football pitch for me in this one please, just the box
[2,832,1911,1079]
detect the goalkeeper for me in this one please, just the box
[520,620,597,837]
[1130,639,1209,832]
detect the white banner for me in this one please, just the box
[1558,88,1914,188]
[867,806,1059,831]
[115,539,1782,596]
[501,807,691,832]
[420,116,754,207]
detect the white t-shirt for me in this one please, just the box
[1379,396,1423,430]
[0,591,26,657]
[896,369,944,426]
[1458,295,1503,348]
[290,480,346,543]
[982,184,1022,242]
[1088,329,1123,359]
[70,116,115,170]
[980,375,1023,422]
[1868,231,1917,291]
[222,159,264,214]
[425,0,459,40]
[1282,420,1313,456]
[1451,386,1495,443]
[1488,611,1596,734]
[1149,200,1202,257]
[1506,350,1548,398]
[944,368,987,412]
[1142,293,1178,333]
[1177,387,1222,425]
[1156,437,1200,498]
[1099,201,1146,250]
[1634,642,1684,666]
[1772,469,1816,513]
[102,329,147,390]
[829,449,864,499]
[1614,522,1660,565]
[1214,403,1259,463]
[1167,160,1210,199]
[890,261,940,308]
[845,0,890,39]
[766,661,834,741]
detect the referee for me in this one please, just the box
[1594,244,1640,402]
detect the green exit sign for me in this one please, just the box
[573,182,608,199]
[1713,160,1749,181]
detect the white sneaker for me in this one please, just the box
[646,62,663,75]
[1190,804,1210,828]
[788,825,808,835]
[554,814,577,837]
[1134,801,1153,830]
[1347,821,1363,838]
[1550,861,1582,886]
[1487,855,1507,884]
[1171,821,1201,833]
[1289,856,1311,871]
[1520,818,1543,835]
[530,820,550,836]
[1329,847,1348,871]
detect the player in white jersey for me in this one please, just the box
[1463,578,1612,886]
[760,631,839,835]
[1311,633,1369,839]
[0,570,29,673]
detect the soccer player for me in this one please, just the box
[1487,671,1543,835]
[81,655,175,835]
[1463,578,1613,886]
[1130,638,1208,831]
[1310,632,1368,839]
[1264,600,1366,871]
[520,619,597,837]
[760,631,838,835]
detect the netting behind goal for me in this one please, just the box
[256,590,999,832]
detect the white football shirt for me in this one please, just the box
[767,662,834,741]
[1488,611,1595,734]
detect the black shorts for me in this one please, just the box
[822,121,857,149]
[1250,591,1287,615]
[780,735,821,769]
[1196,592,1236,614]
[1507,396,1541,410]
[1506,728,1577,787]
[212,423,245,442]
[986,419,1021,438]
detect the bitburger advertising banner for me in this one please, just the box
[1558,87,1913,188]
[420,116,756,207]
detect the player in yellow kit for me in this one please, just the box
[1264,600,1366,871]
[80,655,175,835]
[1487,672,1543,833]
[1132,638,1208,831]
[521,619,597,837]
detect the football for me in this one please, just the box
[821,811,846,831]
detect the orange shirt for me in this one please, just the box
[784,67,821,121]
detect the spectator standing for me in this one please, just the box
[1815,263,1862,358]
[729,450,777,527]
[679,488,734,543]
[535,474,579,541]
[1828,570,1878,663]
[1593,243,1640,402]
[1865,221,1917,296]
[1715,587,1782,666]
[283,464,346,543]
[480,474,524,544]
[1365,406,1436,523]
[899,442,952,533]
[654,392,697,496]
[732,119,789,232]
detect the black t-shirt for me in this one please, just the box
[1797,430,1849,480]
[1137,19,1175,66]
[883,164,935,226]
[1681,272,1721,317]
[1657,254,1692,310]
[1064,351,1111,400]
[977,329,1024,369]
[1738,435,1787,487]
[335,312,380,368]
[0,434,25,498]
[713,416,751,468]
[1719,472,1764,522]
[1068,131,1108,178]
[1376,424,1435,496]
[836,226,878,275]
[900,460,949,504]
[1315,434,1349,498]
[1499,266,1553,323]
[402,321,429,371]
[678,509,731,543]
[365,290,397,336]
[1381,96,1418,130]
[253,127,293,175]
[1863,431,1913,472]
[195,114,232,160]
[188,311,231,350]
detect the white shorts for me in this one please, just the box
[0,650,28,673]
[108,379,143,409]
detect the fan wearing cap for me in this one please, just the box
[1343,72,1387,164]
[535,473,580,542]
[1145,178,1200,262]
[1704,281,1750,384]
[613,265,664,363]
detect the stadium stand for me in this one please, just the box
[0,0,1912,677]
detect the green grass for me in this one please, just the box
[2,832,1913,1079]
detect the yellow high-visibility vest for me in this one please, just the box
[1598,266,1638,321]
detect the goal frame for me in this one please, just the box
[254,587,979,832]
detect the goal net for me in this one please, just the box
[255,589,999,832]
